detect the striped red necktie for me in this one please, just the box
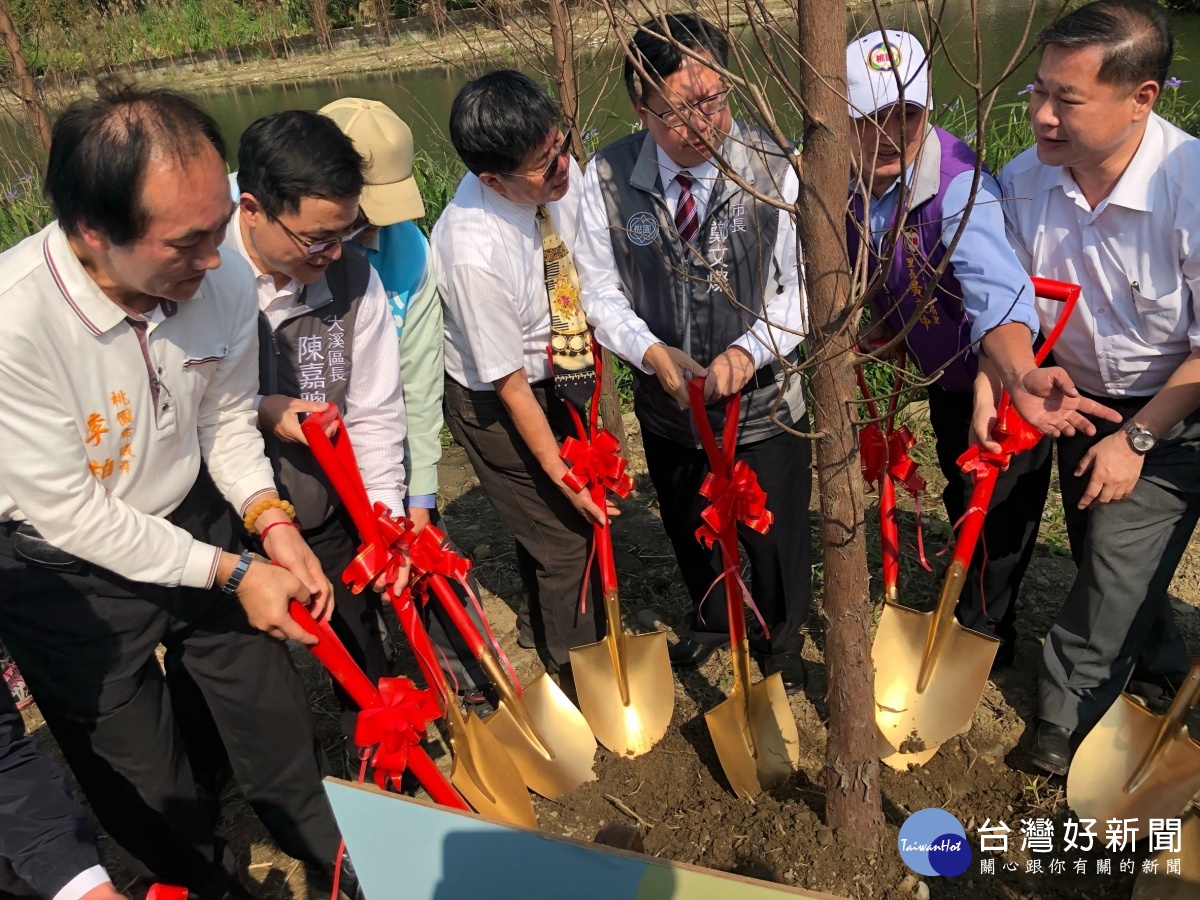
[674,171,699,256]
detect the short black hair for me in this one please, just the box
[449,70,559,176]
[45,79,225,245]
[624,14,729,104]
[236,110,366,218]
[1039,0,1173,89]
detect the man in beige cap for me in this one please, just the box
[320,97,495,710]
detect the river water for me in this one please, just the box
[3,0,1200,168]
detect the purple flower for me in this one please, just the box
[1164,76,1187,90]
[5,190,16,200]
[1017,84,1034,97]
[17,174,32,182]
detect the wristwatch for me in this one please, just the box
[221,551,254,595]
[1122,420,1158,455]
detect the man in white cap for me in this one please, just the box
[846,29,1118,668]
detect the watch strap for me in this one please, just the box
[221,551,254,595]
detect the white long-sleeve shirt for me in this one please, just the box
[0,223,277,588]
[227,210,407,515]
[574,141,808,373]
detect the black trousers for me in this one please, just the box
[641,422,812,658]
[0,685,101,899]
[927,385,1053,646]
[444,376,604,673]
[0,478,344,897]
[1040,396,1197,732]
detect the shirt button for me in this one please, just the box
[1099,351,1109,358]
[1096,307,1106,315]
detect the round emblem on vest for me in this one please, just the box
[626,211,660,246]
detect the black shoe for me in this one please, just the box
[668,637,727,669]
[1029,721,1073,776]
[757,652,806,696]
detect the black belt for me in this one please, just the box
[0,522,86,573]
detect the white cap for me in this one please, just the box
[846,30,931,118]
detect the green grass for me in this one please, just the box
[0,172,51,252]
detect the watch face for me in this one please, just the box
[1133,432,1156,452]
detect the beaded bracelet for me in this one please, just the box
[243,497,297,533]
[258,519,301,543]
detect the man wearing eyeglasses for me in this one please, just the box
[432,70,608,683]
[574,14,810,692]
[226,110,407,761]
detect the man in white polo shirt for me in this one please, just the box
[997,0,1200,774]
[0,84,350,897]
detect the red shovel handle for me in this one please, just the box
[300,404,381,545]
[289,600,379,710]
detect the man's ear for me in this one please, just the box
[238,193,264,227]
[1132,79,1161,121]
[75,222,111,254]
[478,172,509,197]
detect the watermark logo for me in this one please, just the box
[898,808,972,877]
[868,42,902,72]
[626,211,660,246]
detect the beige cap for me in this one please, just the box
[319,97,426,226]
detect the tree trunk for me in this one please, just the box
[372,0,392,46]
[795,0,884,847]
[546,0,629,453]
[309,0,334,54]
[0,0,52,152]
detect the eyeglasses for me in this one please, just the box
[273,213,368,257]
[504,131,572,182]
[645,90,730,130]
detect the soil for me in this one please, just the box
[18,409,1200,898]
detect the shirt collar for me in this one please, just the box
[43,223,142,337]
[654,143,718,190]
[474,174,540,236]
[227,207,304,303]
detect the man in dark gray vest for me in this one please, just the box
[576,14,810,691]
[228,111,404,756]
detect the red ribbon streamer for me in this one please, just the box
[354,676,442,792]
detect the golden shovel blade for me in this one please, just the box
[485,672,597,801]
[446,705,537,828]
[706,672,800,800]
[570,629,674,757]
[873,600,998,753]
[1067,693,1200,829]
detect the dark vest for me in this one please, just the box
[257,250,369,529]
[590,121,806,446]
[847,126,980,393]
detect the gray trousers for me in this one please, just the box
[1040,397,1199,733]
[443,376,604,673]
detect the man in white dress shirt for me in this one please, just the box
[997,0,1200,774]
[227,110,406,749]
[575,14,810,691]
[432,71,609,680]
[0,84,346,898]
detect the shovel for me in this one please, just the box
[1067,659,1200,829]
[561,343,673,757]
[298,407,537,827]
[408,527,597,800]
[687,378,799,799]
[873,277,1083,755]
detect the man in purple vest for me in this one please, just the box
[846,30,1119,669]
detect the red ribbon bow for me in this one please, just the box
[560,429,634,498]
[859,422,925,499]
[341,502,415,594]
[695,458,775,549]
[407,525,473,584]
[957,401,1044,482]
[354,676,442,791]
